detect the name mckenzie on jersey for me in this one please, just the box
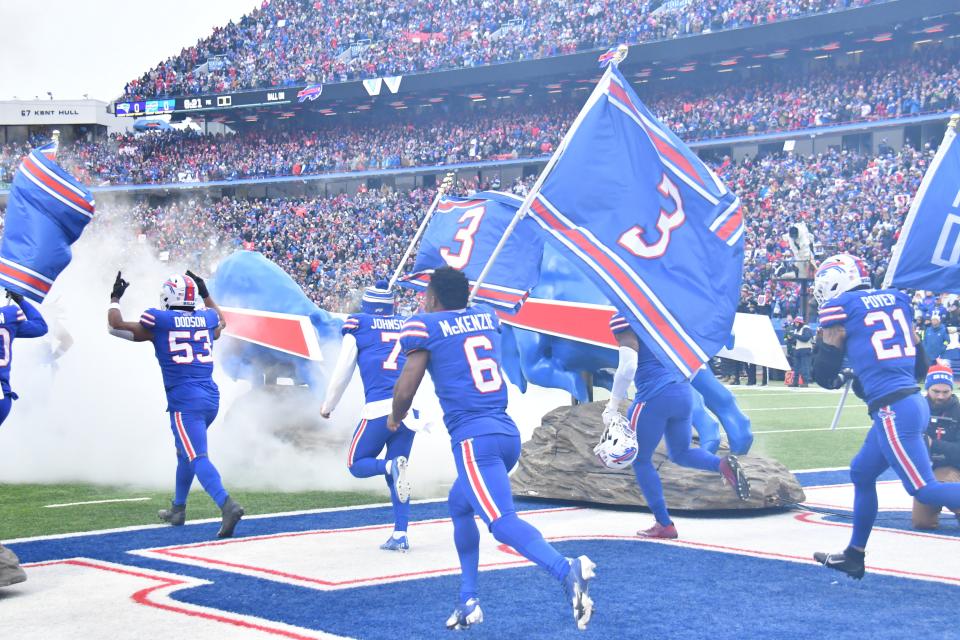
[439,312,496,337]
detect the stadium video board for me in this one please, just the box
[113,88,302,117]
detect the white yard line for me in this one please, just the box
[43,497,153,509]
[743,405,842,411]
[753,425,870,435]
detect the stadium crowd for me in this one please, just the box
[120,0,881,100]
[4,42,954,188]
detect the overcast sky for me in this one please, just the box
[0,0,258,102]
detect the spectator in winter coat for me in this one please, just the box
[922,313,949,362]
[914,362,960,529]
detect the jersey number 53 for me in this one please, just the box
[169,330,214,364]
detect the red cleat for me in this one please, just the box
[637,522,678,539]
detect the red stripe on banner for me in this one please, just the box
[882,410,925,490]
[606,83,704,187]
[220,309,311,358]
[499,299,618,347]
[475,286,525,304]
[530,199,703,372]
[347,420,367,467]
[175,412,196,460]
[463,439,500,520]
[438,199,486,212]
[0,262,51,293]
[22,156,94,213]
[716,208,743,241]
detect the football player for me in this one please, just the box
[107,270,244,538]
[388,267,596,631]
[811,254,960,579]
[321,281,414,551]
[596,313,750,539]
[0,289,47,588]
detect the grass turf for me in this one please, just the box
[1,382,867,540]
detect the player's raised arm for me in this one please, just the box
[388,350,428,432]
[107,271,153,342]
[321,330,359,418]
[187,270,225,339]
[7,291,48,339]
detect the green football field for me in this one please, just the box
[0,383,867,541]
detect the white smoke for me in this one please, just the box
[0,223,566,501]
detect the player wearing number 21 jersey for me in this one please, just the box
[107,270,244,539]
[388,267,596,631]
[811,253,960,579]
[321,281,414,552]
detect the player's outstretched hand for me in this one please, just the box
[186,270,209,299]
[111,271,130,301]
[387,413,403,432]
[6,289,23,304]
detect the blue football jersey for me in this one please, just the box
[610,312,686,400]
[818,289,918,405]
[0,300,48,396]
[341,312,407,403]
[399,305,517,443]
[140,307,220,412]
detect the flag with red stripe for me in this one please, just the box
[522,65,743,377]
[0,142,95,301]
[399,191,543,312]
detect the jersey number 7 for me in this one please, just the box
[381,332,403,370]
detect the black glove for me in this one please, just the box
[111,271,130,300]
[6,290,23,304]
[185,270,209,299]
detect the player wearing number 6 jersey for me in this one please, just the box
[321,281,414,551]
[389,267,596,631]
[810,253,960,579]
[107,270,244,539]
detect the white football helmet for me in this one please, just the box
[593,414,638,470]
[813,254,871,306]
[160,274,199,310]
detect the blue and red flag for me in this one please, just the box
[400,191,544,312]
[522,65,744,377]
[883,121,960,292]
[0,142,95,301]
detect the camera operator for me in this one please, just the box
[789,316,813,388]
[913,362,960,529]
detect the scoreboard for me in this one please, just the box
[113,88,301,117]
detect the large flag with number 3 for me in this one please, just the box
[522,65,743,378]
[400,191,544,311]
[884,121,960,293]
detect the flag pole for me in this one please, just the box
[883,113,959,289]
[388,171,454,290]
[468,48,628,303]
[829,379,852,431]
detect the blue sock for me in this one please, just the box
[633,458,672,525]
[670,448,721,472]
[490,513,570,582]
[349,457,388,479]
[850,479,878,549]
[173,453,194,506]
[385,473,409,532]
[452,510,480,603]
[192,456,229,508]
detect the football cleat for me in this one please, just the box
[719,455,751,501]
[158,502,186,526]
[0,544,27,588]
[217,497,245,539]
[637,522,679,539]
[391,456,411,504]
[380,534,410,552]
[813,549,865,580]
[445,597,483,630]
[562,555,596,631]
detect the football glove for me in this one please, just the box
[111,271,130,300]
[6,289,23,304]
[185,270,209,299]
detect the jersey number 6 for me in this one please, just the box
[463,335,503,393]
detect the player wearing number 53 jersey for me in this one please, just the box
[107,270,244,539]
[389,267,596,631]
[321,281,414,552]
[811,253,960,579]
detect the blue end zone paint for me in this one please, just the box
[821,510,960,537]
[8,494,957,639]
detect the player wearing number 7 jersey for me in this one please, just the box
[810,253,960,579]
[321,280,414,552]
[107,270,244,539]
[389,267,596,631]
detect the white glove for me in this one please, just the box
[602,405,624,429]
